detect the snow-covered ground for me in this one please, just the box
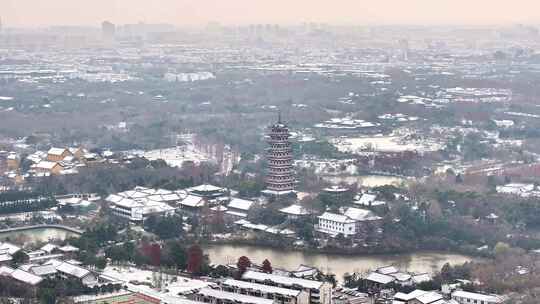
[331,135,442,154]
[102,266,210,301]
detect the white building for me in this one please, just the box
[317,212,357,237]
[241,270,332,304]
[451,290,505,304]
[316,208,381,237]
[105,186,178,222]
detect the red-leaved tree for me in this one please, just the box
[237,256,251,276]
[187,245,203,275]
[262,259,272,273]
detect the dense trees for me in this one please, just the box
[144,215,183,239]
[0,191,56,215]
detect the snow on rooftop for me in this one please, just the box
[242,270,323,289]
[197,288,274,304]
[222,279,301,297]
[228,198,254,211]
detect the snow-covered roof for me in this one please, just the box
[242,270,323,289]
[48,147,68,156]
[59,245,79,252]
[179,195,205,208]
[222,279,301,297]
[390,272,411,282]
[0,266,43,286]
[0,242,21,255]
[365,272,395,285]
[343,207,382,222]
[416,292,443,304]
[29,264,57,276]
[40,243,58,253]
[412,273,432,284]
[355,193,377,205]
[225,210,247,218]
[228,198,254,211]
[0,253,12,263]
[280,204,311,216]
[318,212,356,223]
[56,262,92,279]
[394,290,429,301]
[452,291,504,303]
[189,184,224,193]
[35,161,60,170]
[376,265,399,275]
[197,288,274,304]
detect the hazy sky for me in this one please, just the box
[2,0,540,27]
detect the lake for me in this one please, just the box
[0,226,80,243]
[203,244,472,280]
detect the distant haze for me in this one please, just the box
[2,0,540,27]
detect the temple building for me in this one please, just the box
[263,112,295,196]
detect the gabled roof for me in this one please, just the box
[242,270,323,289]
[197,288,274,304]
[0,242,21,255]
[48,147,69,156]
[179,195,205,208]
[0,266,42,286]
[280,204,311,216]
[376,265,399,275]
[40,243,58,253]
[416,292,443,304]
[318,212,356,224]
[365,272,395,285]
[11,269,44,285]
[29,264,58,276]
[343,207,382,221]
[228,198,254,211]
[355,193,377,205]
[56,262,92,279]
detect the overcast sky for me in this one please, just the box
[2,0,540,27]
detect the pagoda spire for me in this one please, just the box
[278,110,282,124]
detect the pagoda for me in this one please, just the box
[263,112,295,196]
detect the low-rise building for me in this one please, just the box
[241,270,332,304]
[316,208,381,238]
[451,290,505,304]
[106,187,177,222]
[221,278,309,304]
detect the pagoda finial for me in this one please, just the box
[278,110,282,124]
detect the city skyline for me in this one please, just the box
[2,0,540,28]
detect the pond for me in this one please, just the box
[203,244,473,281]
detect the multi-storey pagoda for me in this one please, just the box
[263,112,295,196]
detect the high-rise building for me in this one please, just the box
[101,21,116,45]
[263,112,295,196]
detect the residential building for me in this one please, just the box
[451,290,505,304]
[47,147,72,162]
[226,198,255,219]
[221,278,309,304]
[241,270,332,304]
[193,288,274,304]
[53,260,98,286]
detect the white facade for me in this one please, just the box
[105,186,178,222]
[451,291,504,304]
[317,212,357,237]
